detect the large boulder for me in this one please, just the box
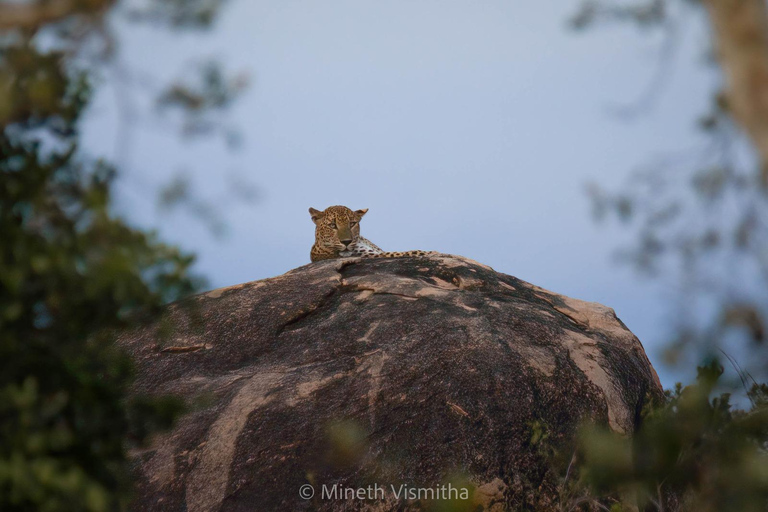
[121,254,662,512]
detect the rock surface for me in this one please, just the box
[121,254,663,512]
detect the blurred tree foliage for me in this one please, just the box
[565,1,768,510]
[576,363,768,511]
[574,0,768,378]
[0,1,239,510]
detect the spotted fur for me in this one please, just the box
[309,205,434,262]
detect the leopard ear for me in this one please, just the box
[309,207,324,225]
[354,208,368,219]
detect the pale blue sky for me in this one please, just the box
[82,0,718,386]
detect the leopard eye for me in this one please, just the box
[329,222,337,229]
[350,221,358,227]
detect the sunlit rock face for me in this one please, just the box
[121,254,662,512]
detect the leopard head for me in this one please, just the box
[309,205,368,261]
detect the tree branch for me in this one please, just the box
[0,0,112,31]
[704,0,768,188]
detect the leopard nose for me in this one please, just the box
[341,239,353,247]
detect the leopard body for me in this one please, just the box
[309,205,433,262]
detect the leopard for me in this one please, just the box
[309,205,434,262]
